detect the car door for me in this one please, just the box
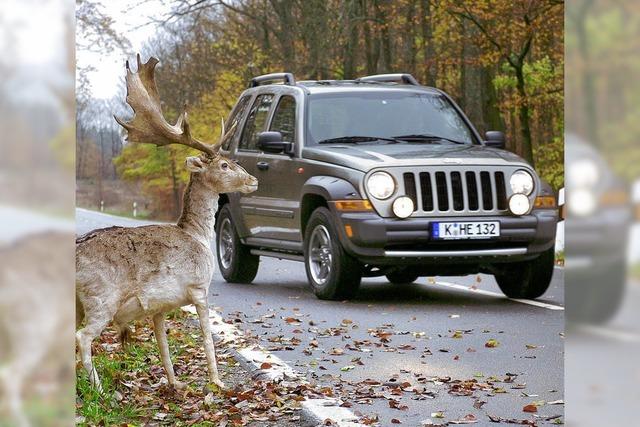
[234,93,275,239]
[251,94,303,242]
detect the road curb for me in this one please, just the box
[181,306,364,427]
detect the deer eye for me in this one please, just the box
[221,162,229,170]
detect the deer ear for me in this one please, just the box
[185,156,206,173]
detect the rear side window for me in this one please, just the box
[269,95,296,144]
[239,94,274,151]
[221,95,251,150]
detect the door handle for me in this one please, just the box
[256,161,269,171]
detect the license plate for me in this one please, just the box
[431,221,500,240]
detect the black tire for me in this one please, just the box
[386,270,419,285]
[215,204,259,284]
[566,261,626,324]
[304,207,362,300]
[494,246,555,299]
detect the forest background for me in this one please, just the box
[77,0,565,219]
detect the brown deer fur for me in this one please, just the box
[75,55,258,391]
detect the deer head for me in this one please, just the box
[115,54,257,195]
[185,154,257,194]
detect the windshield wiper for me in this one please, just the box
[317,135,401,144]
[392,134,467,145]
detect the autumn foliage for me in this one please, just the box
[113,0,563,217]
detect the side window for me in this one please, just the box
[269,95,296,145]
[221,95,251,150]
[239,94,274,151]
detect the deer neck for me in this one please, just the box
[177,174,218,244]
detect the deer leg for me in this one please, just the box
[0,365,29,427]
[152,313,185,389]
[76,315,110,392]
[189,288,224,389]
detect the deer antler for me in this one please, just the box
[114,54,221,157]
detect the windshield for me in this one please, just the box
[307,91,477,145]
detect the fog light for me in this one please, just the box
[392,196,414,219]
[509,194,530,216]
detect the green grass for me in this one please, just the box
[75,311,208,426]
[76,343,149,426]
[555,250,564,266]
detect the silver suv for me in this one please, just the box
[215,73,559,300]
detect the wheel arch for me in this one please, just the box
[300,175,361,235]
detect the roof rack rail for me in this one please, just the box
[249,72,296,88]
[356,73,420,86]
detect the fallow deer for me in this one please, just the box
[76,54,258,391]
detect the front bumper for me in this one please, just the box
[564,206,631,272]
[332,208,558,266]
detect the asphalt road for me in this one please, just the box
[77,208,565,426]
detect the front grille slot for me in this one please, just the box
[451,172,464,211]
[403,173,418,211]
[480,171,493,210]
[435,172,449,211]
[404,168,511,215]
[465,171,479,211]
[495,172,507,210]
[419,172,434,211]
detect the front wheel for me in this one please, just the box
[216,205,259,284]
[494,246,555,299]
[304,207,362,300]
[386,269,419,285]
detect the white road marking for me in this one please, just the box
[430,281,565,311]
[575,324,640,343]
[181,305,364,426]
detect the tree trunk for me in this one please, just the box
[420,0,436,85]
[342,0,359,79]
[375,0,393,72]
[361,0,379,74]
[574,0,598,144]
[514,64,534,165]
[481,66,505,132]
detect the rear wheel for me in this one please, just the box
[386,269,419,285]
[494,246,555,299]
[304,207,362,300]
[216,205,259,284]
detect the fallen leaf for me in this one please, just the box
[485,339,499,348]
[523,404,538,413]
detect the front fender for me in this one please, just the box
[301,175,363,201]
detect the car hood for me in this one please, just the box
[302,143,531,172]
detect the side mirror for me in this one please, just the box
[257,131,293,155]
[484,131,505,149]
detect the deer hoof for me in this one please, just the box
[210,379,226,391]
[171,380,187,390]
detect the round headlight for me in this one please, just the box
[568,189,597,217]
[367,171,395,200]
[392,196,414,219]
[510,170,534,195]
[568,159,599,187]
[509,193,531,216]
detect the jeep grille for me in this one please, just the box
[402,169,508,215]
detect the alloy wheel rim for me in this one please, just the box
[308,225,332,285]
[219,218,234,269]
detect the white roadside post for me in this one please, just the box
[133,201,137,218]
[555,187,565,254]
[100,200,104,212]
[631,180,640,264]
